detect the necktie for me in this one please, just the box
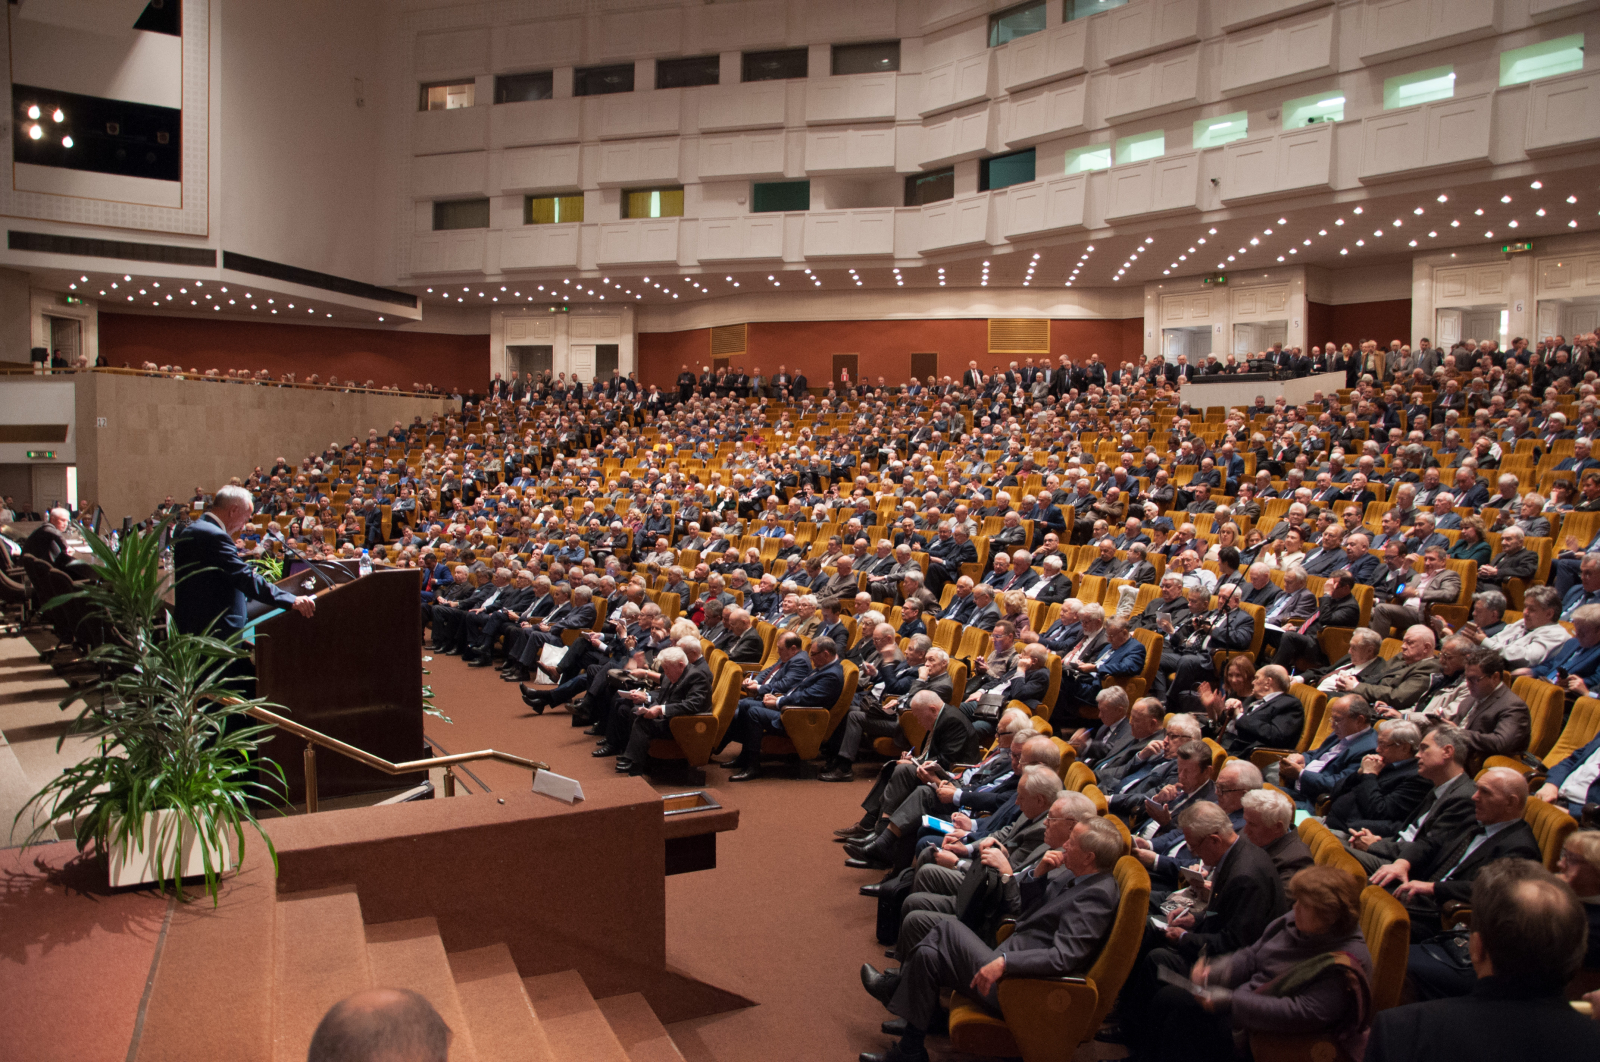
[1297,609,1321,635]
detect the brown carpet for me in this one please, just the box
[421,651,936,1061]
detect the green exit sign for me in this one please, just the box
[1501,241,1533,253]
[25,450,55,459]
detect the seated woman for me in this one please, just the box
[1449,515,1491,565]
[1143,864,1374,1062]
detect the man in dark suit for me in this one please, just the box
[1365,860,1600,1061]
[461,569,541,666]
[720,607,765,664]
[1343,722,1477,873]
[505,584,598,675]
[613,642,712,775]
[1278,694,1380,807]
[1370,766,1542,939]
[1269,569,1361,670]
[1157,584,1254,706]
[858,818,1126,1062]
[1323,717,1432,833]
[724,636,845,780]
[173,486,315,642]
[1216,663,1304,756]
[21,507,79,574]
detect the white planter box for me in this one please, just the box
[107,809,236,889]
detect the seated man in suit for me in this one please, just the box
[961,641,1050,739]
[507,584,598,678]
[1537,722,1600,816]
[1342,722,1477,873]
[1322,718,1432,834]
[1066,685,1135,766]
[1367,858,1600,1059]
[858,817,1127,1062]
[1277,694,1380,807]
[1369,546,1462,638]
[1127,742,1228,886]
[1346,624,1442,713]
[1475,525,1539,591]
[1084,695,1165,782]
[1371,766,1541,940]
[822,652,965,782]
[1104,713,1203,818]
[611,641,713,776]
[1027,553,1073,603]
[1057,614,1146,725]
[723,636,846,781]
[1210,663,1304,757]
[1156,584,1254,706]
[1240,788,1315,887]
[1269,568,1360,670]
[1084,538,1123,578]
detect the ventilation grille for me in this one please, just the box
[710,323,747,356]
[222,252,418,309]
[9,230,215,268]
[988,318,1049,354]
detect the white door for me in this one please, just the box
[1435,309,1461,347]
[568,344,595,383]
[1565,304,1600,338]
[1537,301,1562,341]
[1462,309,1501,348]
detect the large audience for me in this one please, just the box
[135,334,1600,1060]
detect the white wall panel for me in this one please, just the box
[920,193,991,254]
[1004,78,1087,147]
[698,215,786,261]
[806,74,898,125]
[1219,123,1332,203]
[999,19,1088,93]
[919,53,993,118]
[697,131,787,179]
[410,231,487,274]
[1219,7,1335,97]
[1525,70,1600,156]
[411,151,488,199]
[803,0,898,41]
[415,28,488,79]
[1217,0,1333,31]
[697,82,787,132]
[1101,0,1202,65]
[1357,0,1496,63]
[495,19,581,69]
[596,219,682,265]
[1105,152,1199,220]
[803,208,896,256]
[1434,263,1511,306]
[684,1,787,52]
[497,144,582,194]
[414,106,489,155]
[597,138,682,186]
[1358,94,1491,183]
[918,106,994,168]
[805,125,898,174]
[1102,45,1201,123]
[499,224,581,270]
[920,0,990,32]
[596,89,682,140]
[1537,254,1600,299]
[490,98,581,149]
[592,8,682,59]
[1004,174,1087,239]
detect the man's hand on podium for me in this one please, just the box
[292,596,317,618]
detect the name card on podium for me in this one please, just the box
[533,769,585,804]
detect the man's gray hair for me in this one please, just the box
[213,485,253,513]
[1019,762,1066,802]
[1053,789,1098,824]
[1177,800,1235,838]
[1241,788,1294,830]
[1378,718,1422,750]
[655,647,688,669]
[1168,713,1203,740]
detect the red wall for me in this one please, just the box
[1306,299,1414,349]
[97,313,490,393]
[637,317,1144,390]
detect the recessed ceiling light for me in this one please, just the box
[1438,195,1448,202]
[1531,181,1543,189]
[1537,209,1547,216]
[1353,207,1363,214]
[1568,195,1578,204]
[1501,195,1512,203]
[1475,208,1484,215]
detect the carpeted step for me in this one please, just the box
[522,970,631,1062]
[272,885,374,1062]
[365,917,480,1062]
[448,944,558,1062]
[595,994,686,1062]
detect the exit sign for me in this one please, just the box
[25,450,55,459]
[1501,241,1533,253]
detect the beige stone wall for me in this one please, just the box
[75,373,456,523]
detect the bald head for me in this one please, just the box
[308,988,449,1062]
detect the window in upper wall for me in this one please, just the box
[574,63,635,96]
[420,81,475,111]
[980,148,1036,191]
[495,71,553,104]
[1283,90,1345,129]
[1384,66,1455,109]
[657,55,721,89]
[1064,144,1112,174]
[833,41,900,75]
[905,167,955,206]
[1064,0,1128,21]
[1114,130,1164,164]
[623,187,685,219]
[1193,111,1248,149]
[743,48,809,82]
[990,1,1047,47]
[525,194,585,225]
[433,199,490,230]
[1500,34,1585,86]
[752,180,810,212]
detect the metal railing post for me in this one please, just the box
[304,743,319,813]
[443,766,456,797]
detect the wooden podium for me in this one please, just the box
[255,569,427,801]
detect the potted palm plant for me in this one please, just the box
[14,519,286,901]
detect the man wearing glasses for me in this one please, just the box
[723,637,846,781]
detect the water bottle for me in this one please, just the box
[359,549,372,577]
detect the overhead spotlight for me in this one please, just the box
[1568,195,1579,204]
[1531,181,1543,189]
[1353,207,1363,214]
[1414,207,1425,215]
[26,104,40,120]
[1438,194,1449,202]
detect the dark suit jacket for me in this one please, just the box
[996,869,1120,979]
[1262,830,1315,887]
[658,663,712,717]
[21,523,72,571]
[922,704,982,768]
[1176,837,1289,960]
[1033,572,1073,604]
[173,514,298,638]
[778,659,844,709]
[1222,692,1304,755]
[1413,818,1541,904]
[1295,727,1380,804]
[1325,758,1433,834]
[724,628,765,663]
[1366,977,1600,1062]
[1241,581,1282,609]
[996,667,1050,711]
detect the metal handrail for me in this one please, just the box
[242,704,547,813]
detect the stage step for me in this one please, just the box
[595,994,687,1062]
[365,917,480,1062]
[448,945,558,1062]
[271,885,374,1062]
[522,971,632,1062]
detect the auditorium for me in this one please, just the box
[5,1,1600,1060]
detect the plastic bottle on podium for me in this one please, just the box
[359,549,372,577]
